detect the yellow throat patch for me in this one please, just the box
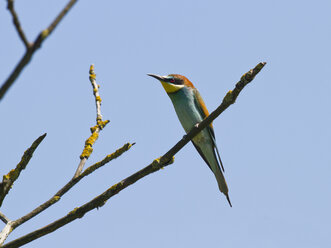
[161,81,184,93]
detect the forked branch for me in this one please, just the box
[6,0,30,48]
[0,133,47,207]
[0,65,134,247]
[0,0,78,102]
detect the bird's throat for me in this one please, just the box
[161,82,184,94]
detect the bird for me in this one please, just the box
[148,73,232,207]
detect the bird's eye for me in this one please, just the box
[170,78,175,83]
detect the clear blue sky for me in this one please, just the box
[1,0,330,247]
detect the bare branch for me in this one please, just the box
[2,62,266,248]
[0,0,78,102]
[0,222,14,246]
[6,0,30,48]
[0,212,10,225]
[74,65,110,177]
[80,143,135,178]
[89,64,103,122]
[0,65,133,247]
[0,133,47,207]
[11,143,134,229]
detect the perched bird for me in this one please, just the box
[148,74,231,207]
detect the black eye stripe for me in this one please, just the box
[165,78,183,85]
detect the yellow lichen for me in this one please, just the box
[79,132,99,158]
[41,29,49,39]
[96,96,102,102]
[4,169,19,181]
[68,207,79,215]
[80,146,93,159]
[97,120,109,129]
[86,132,99,146]
[151,158,161,169]
[90,126,96,133]
[240,73,248,81]
[106,143,132,160]
[109,184,118,191]
[51,195,61,203]
[223,90,234,103]
[81,143,134,177]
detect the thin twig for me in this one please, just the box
[0,143,134,246]
[6,0,30,48]
[11,143,134,229]
[90,64,103,121]
[2,62,266,248]
[74,65,109,177]
[0,212,10,225]
[0,133,47,207]
[0,0,78,102]
[0,66,130,246]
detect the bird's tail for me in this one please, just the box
[214,168,232,207]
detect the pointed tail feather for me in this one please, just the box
[214,168,232,207]
[225,193,232,207]
[214,144,225,172]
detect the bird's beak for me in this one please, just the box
[148,73,184,93]
[147,74,166,82]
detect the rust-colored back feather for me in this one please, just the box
[193,88,213,129]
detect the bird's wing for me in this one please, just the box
[193,89,225,172]
[191,141,213,171]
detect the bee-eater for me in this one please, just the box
[148,74,231,207]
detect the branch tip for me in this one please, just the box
[0,0,78,102]
[6,0,30,48]
[0,133,46,207]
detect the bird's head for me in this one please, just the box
[147,74,194,94]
